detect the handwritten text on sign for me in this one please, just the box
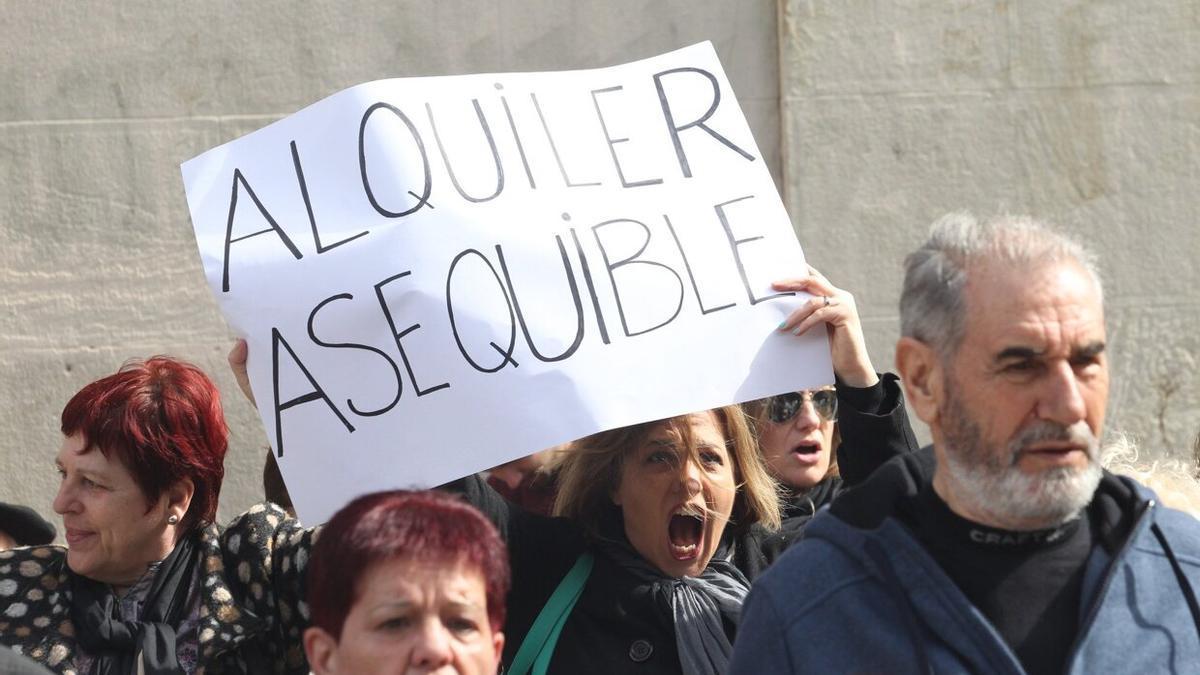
[181,43,832,523]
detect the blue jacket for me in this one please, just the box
[729,448,1200,674]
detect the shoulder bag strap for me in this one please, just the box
[507,552,594,675]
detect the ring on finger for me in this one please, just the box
[822,295,831,308]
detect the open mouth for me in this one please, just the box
[668,510,705,560]
[790,441,822,464]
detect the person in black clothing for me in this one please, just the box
[745,266,919,544]
[450,403,778,675]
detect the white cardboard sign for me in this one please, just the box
[181,42,833,524]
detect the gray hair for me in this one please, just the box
[899,212,1102,356]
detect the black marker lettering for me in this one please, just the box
[592,218,684,337]
[292,141,368,254]
[307,293,403,416]
[653,67,756,178]
[569,225,610,345]
[497,83,536,190]
[359,102,433,217]
[445,249,520,372]
[270,327,354,458]
[373,272,451,397]
[426,100,505,203]
[662,214,735,315]
[591,86,663,188]
[531,92,602,188]
[714,195,793,305]
[496,238,585,362]
[221,169,303,293]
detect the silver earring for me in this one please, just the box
[167,515,179,525]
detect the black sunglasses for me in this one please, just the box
[767,388,838,424]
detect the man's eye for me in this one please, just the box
[1002,360,1038,373]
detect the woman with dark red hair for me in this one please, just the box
[303,489,509,675]
[0,356,313,675]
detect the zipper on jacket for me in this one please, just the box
[1062,498,1155,665]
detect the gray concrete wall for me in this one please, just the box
[0,1,781,532]
[781,0,1200,461]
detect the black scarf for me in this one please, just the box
[594,507,749,675]
[71,534,200,675]
[782,476,841,520]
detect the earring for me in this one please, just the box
[167,515,180,525]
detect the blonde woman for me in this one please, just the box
[450,404,777,675]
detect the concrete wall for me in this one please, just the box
[0,1,780,532]
[781,0,1200,460]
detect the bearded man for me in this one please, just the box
[730,213,1200,675]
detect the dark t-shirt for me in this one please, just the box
[898,488,1093,675]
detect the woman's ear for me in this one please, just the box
[165,477,195,526]
[895,336,942,426]
[492,631,505,669]
[304,626,338,675]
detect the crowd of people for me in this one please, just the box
[1,213,1199,674]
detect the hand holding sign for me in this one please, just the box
[228,339,255,407]
[773,267,878,389]
[182,43,832,523]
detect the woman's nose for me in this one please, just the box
[51,480,75,516]
[678,459,703,496]
[793,398,821,430]
[410,618,454,668]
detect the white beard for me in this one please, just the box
[939,387,1102,529]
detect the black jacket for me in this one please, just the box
[451,374,916,674]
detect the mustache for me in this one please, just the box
[1008,420,1099,456]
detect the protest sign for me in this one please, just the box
[181,42,833,523]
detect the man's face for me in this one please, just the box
[932,259,1109,529]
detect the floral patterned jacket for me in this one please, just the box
[0,503,315,675]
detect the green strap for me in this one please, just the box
[508,552,594,675]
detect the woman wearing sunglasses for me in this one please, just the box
[746,266,919,549]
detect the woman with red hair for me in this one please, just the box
[0,356,314,674]
[303,489,509,675]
